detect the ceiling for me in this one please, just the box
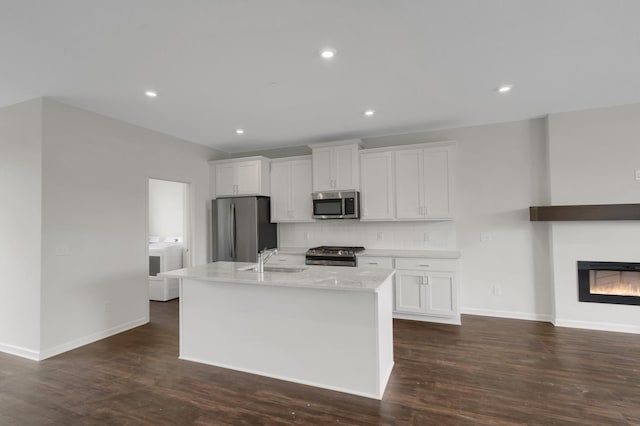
[2,1,640,153]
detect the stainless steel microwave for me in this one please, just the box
[312,191,360,219]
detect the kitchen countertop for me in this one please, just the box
[276,247,460,259]
[359,249,460,259]
[275,247,308,255]
[161,261,394,293]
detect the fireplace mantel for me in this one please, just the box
[529,204,640,221]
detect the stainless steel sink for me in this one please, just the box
[240,265,307,273]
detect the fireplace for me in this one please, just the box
[578,261,640,306]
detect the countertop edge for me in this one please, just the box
[161,262,395,293]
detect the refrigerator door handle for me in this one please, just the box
[230,202,236,259]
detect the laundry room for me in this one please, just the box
[148,178,189,301]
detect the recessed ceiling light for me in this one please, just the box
[235,129,244,135]
[145,90,158,98]
[319,48,336,59]
[497,85,513,93]
[364,109,375,117]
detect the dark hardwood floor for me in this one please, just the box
[1,301,639,425]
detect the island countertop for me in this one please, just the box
[161,261,395,292]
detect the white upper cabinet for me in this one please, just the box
[394,149,424,220]
[214,163,237,197]
[359,141,455,221]
[360,151,395,220]
[269,162,290,220]
[310,140,361,191]
[423,148,453,219]
[395,143,455,220]
[290,160,314,220]
[311,147,334,191]
[209,157,270,197]
[270,157,314,222]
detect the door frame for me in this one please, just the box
[146,177,194,307]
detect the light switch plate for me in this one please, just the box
[635,169,640,181]
[480,232,492,242]
[376,231,384,241]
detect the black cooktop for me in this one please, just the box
[307,246,365,255]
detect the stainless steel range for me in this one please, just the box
[305,246,365,267]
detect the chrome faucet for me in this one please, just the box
[257,248,278,273]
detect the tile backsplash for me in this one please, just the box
[278,221,456,250]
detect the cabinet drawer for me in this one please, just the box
[394,258,456,272]
[359,256,393,268]
[270,254,306,266]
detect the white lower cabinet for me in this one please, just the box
[359,255,460,325]
[395,270,425,313]
[395,270,456,318]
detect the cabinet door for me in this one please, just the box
[312,147,334,191]
[215,163,237,197]
[423,148,453,219]
[394,270,426,313]
[333,144,359,190]
[290,160,313,221]
[269,162,290,222]
[235,161,261,195]
[395,149,424,219]
[424,272,455,317]
[360,152,394,220]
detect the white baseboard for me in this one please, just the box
[553,318,640,335]
[0,342,40,361]
[38,316,148,360]
[393,312,461,325]
[461,307,553,323]
[459,308,639,335]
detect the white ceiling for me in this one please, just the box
[2,1,640,153]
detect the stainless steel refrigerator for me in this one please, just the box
[210,196,277,263]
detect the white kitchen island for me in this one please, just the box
[161,261,395,399]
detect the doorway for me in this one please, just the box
[147,178,190,302]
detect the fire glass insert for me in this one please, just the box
[577,261,640,306]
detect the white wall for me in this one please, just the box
[280,221,456,250]
[0,99,43,359]
[549,104,640,205]
[39,99,224,358]
[149,179,184,240]
[548,104,640,333]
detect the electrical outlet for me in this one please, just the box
[55,243,70,256]
[423,232,431,242]
[635,169,640,181]
[376,231,384,241]
[303,232,310,241]
[492,285,502,296]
